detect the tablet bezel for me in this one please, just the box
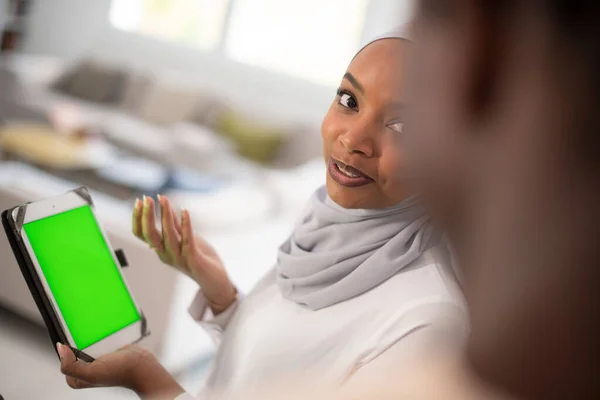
[16,191,143,359]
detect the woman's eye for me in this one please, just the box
[388,122,404,133]
[337,90,358,110]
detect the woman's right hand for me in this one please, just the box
[132,195,237,314]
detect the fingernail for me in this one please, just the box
[143,195,148,207]
[157,194,162,203]
[56,343,64,359]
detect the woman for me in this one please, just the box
[57,28,466,400]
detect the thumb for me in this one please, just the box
[58,343,95,382]
[66,376,95,389]
[57,342,76,365]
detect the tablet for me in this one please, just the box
[2,188,147,360]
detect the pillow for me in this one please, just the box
[137,83,210,126]
[52,60,128,105]
[213,110,288,164]
[119,72,154,114]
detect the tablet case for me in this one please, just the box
[1,186,150,363]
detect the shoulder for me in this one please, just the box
[354,249,468,358]
[376,247,465,314]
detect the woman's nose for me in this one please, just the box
[339,125,375,157]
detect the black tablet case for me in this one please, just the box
[1,186,149,362]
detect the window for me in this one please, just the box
[109,0,369,86]
[109,0,231,51]
[224,0,368,86]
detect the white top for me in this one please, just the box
[176,249,467,399]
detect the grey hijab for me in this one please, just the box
[276,186,437,310]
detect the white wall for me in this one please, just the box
[21,0,110,59]
[20,0,411,128]
[362,0,414,43]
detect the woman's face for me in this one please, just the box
[321,39,407,209]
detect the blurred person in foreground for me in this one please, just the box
[390,0,599,399]
[55,29,466,399]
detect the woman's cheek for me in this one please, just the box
[321,109,343,158]
[379,146,406,190]
[321,105,337,140]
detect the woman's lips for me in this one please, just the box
[328,158,374,188]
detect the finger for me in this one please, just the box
[173,207,182,234]
[181,209,206,265]
[141,196,164,252]
[159,195,181,256]
[66,376,95,389]
[58,344,98,384]
[164,196,182,235]
[180,208,193,251]
[132,198,143,240]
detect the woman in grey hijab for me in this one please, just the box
[57,27,467,400]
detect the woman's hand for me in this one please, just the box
[132,195,237,314]
[57,343,184,400]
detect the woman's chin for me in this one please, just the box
[326,179,370,209]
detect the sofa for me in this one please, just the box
[1,54,323,170]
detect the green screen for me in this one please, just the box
[23,205,140,349]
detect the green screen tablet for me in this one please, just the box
[23,205,140,349]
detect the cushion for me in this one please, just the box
[52,60,128,105]
[119,72,155,114]
[213,110,288,164]
[137,83,211,126]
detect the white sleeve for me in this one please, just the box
[188,289,241,346]
[187,269,275,346]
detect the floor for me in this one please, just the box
[0,306,212,400]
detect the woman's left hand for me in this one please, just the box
[57,343,184,399]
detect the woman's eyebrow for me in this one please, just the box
[343,72,365,94]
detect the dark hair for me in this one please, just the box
[545,0,600,33]
[545,0,600,157]
[478,0,600,154]
[546,0,600,62]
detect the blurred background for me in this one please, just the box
[0,1,410,398]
